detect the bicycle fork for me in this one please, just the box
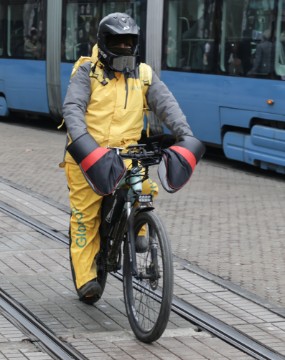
[126,196,138,277]
[126,198,159,283]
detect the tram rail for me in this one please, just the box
[0,199,285,360]
[0,289,86,360]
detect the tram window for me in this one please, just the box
[62,1,146,62]
[102,0,141,17]
[63,1,99,61]
[165,0,216,72]
[220,0,276,78]
[5,0,45,60]
[102,1,146,61]
[275,1,285,78]
[0,4,3,56]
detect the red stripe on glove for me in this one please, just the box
[170,146,197,170]
[81,148,109,171]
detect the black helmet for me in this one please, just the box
[97,12,140,72]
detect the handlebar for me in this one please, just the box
[110,144,162,166]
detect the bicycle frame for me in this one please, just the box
[124,158,152,277]
[99,156,154,277]
[97,143,174,343]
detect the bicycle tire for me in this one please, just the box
[123,210,173,343]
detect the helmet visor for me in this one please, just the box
[106,34,137,55]
[112,56,136,72]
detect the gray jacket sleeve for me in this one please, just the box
[62,62,91,141]
[146,70,193,137]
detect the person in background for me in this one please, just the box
[247,29,274,76]
[62,13,203,304]
[24,27,41,58]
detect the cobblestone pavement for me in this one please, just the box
[0,118,284,309]
[0,181,256,359]
[1,118,285,359]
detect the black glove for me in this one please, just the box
[158,135,206,193]
[139,131,176,150]
[67,133,126,196]
[175,135,206,163]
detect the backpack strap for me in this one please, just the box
[58,56,93,129]
[70,56,91,77]
[70,55,109,87]
[139,63,152,110]
[89,62,109,88]
[139,63,152,135]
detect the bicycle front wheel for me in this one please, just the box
[123,210,173,343]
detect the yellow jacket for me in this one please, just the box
[64,45,152,164]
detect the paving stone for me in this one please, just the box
[2,120,285,359]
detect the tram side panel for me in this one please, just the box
[161,0,285,173]
[0,59,49,116]
[0,1,50,117]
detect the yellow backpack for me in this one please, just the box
[59,57,152,132]
[71,56,152,109]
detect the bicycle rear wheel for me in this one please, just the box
[123,210,173,343]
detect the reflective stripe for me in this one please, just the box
[170,146,196,170]
[81,148,109,171]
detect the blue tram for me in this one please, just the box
[1,0,285,173]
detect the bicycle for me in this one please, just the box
[95,142,173,343]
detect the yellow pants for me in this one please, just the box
[65,162,158,289]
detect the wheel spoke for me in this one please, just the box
[123,211,173,343]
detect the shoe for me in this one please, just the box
[78,279,102,305]
[135,235,149,253]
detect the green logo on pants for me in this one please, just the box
[72,207,87,248]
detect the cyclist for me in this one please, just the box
[62,12,194,304]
